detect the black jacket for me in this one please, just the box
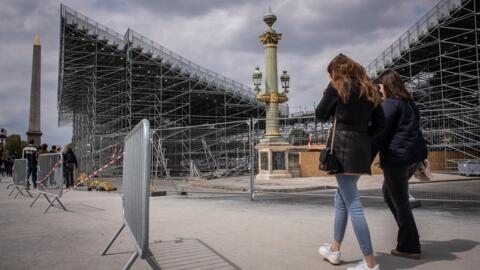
[316,82,385,174]
[63,150,78,168]
[372,98,427,166]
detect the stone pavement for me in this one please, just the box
[1,175,479,270]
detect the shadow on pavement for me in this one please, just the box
[375,239,479,270]
[150,238,241,270]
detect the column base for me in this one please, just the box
[256,170,291,180]
[255,139,291,180]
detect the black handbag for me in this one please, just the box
[319,116,340,174]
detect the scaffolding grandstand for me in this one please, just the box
[367,0,479,169]
[59,0,478,178]
[58,5,302,177]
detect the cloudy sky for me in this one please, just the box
[0,0,439,147]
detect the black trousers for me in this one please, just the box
[64,165,75,188]
[382,163,421,253]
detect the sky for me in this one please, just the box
[0,0,440,147]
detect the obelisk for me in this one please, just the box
[26,34,42,145]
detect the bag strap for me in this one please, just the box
[329,115,337,154]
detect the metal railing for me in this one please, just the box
[101,119,160,269]
[30,153,67,213]
[366,0,463,77]
[8,159,32,198]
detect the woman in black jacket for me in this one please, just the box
[374,69,427,259]
[63,145,78,190]
[316,54,385,270]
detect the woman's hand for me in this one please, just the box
[378,83,386,100]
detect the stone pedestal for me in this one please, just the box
[288,152,300,178]
[255,141,291,180]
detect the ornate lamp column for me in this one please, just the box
[254,9,291,180]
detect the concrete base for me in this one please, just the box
[256,171,291,180]
[255,140,292,180]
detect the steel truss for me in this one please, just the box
[149,116,327,178]
[367,0,480,168]
[58,5,273,176]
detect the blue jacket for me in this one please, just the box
[373,98,427,166]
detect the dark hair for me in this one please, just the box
[378,69,412,101]
[29,139,35,145]
[327,54,381,106]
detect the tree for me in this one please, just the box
[5,134,24,158]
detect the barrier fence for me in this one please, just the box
[30,153,67,213]
[8,159,32,198]
[151,116,326,179]
[102,119,161,269]
[150,118,480,204]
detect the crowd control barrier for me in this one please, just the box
[30,153,67,213]
[8,159,33,198]
[101,119,161,269]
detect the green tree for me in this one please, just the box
[5,134,24,158]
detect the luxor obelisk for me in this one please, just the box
[26,34,43,145]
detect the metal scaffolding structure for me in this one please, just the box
[58,0,479,177]
[58,5,282,176]
[367,0,480,168]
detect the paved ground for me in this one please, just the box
[1,174,479,270]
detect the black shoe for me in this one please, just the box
[409,199,422,209]
[391,249,422,260]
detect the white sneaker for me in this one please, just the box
[318,243,341,265]
[347,260,380,270]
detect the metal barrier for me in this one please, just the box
[102,119,160,269]
[8,159,33,198]
[151,116,326,179]
[149,117,480,204]
[30,153,67,213]
[458,160,480,176]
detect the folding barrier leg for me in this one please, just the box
[54,197,67,211]
[44,197,67,214]
[44,199,55,213]
[43,193,53,204]
[30,193,42,207]
[13,188,25,199]
[101,223,125,255]
[14,186,33,198]
[24,188,33,198]
[145,250,162,270]
[8,186,18,196]
[43,194,55,213]
[123,252,139,270]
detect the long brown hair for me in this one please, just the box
[327,54,381,106]
[378,69,413,101]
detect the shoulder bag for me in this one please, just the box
[319,116,341,174]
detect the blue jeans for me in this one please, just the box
[334,174,373,256]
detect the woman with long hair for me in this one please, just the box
[315,54,385,270]
[374,69,427,259]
